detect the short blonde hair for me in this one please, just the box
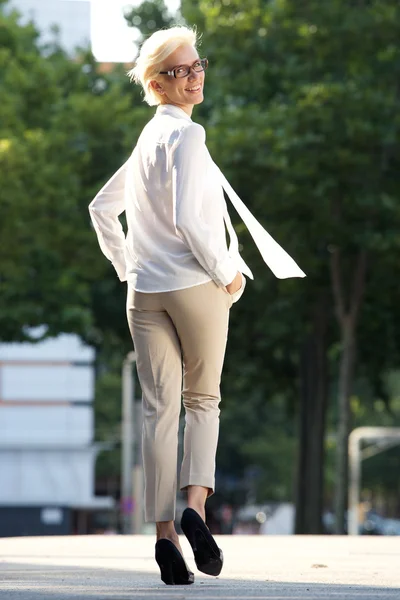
[127,26,199,106]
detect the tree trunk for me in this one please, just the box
[330,248,367,534]
[295,297,328,534]
[334,320,355,533]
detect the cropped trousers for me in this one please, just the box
[126,280,232,523]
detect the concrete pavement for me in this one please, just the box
[0,534,399,599]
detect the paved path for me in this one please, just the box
[1,534,399,599]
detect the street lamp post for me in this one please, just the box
[121,351,136,534]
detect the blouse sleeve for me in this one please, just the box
[172,124,237,287]
[88,160,129,281]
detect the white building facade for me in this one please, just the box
[0,332,113,537]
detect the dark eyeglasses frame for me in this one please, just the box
[159,58,208,79]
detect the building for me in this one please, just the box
[0,330,114,537]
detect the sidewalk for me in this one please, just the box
[1,534,399,599]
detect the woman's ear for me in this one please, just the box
[150,80,164,94]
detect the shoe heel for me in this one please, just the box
[159,562,174,585]
[155,539,194,586]
[156,540,174,584]
[181,510,198,550]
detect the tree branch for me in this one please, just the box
[330,245,346,327]
[350,249,368,323]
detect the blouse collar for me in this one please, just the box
[156,104,192,121]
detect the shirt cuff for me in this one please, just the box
[211,255,238,288]
[112,257,127,282]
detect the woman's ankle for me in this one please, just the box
[156,521,177,541]
[187,502,206,522]
[187,485,208,522]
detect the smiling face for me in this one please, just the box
[151,44,205,116]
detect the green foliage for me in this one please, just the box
[94,370,122,480]
[0,2,151,342]
[124,0,179,37]
[179,0,400,505]
[324,373,400,500]
[3,0,400,511]
[219,391,297,502]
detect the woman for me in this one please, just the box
[89,26,305,586]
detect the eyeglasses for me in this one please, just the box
[159,58,208,79]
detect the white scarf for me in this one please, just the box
[215,163,306,279]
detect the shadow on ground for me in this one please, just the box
[1,561,399,600]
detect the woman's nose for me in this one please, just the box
[188,68,200,80]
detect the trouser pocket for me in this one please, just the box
[230,274,246,304]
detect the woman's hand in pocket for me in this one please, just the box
[225,272,242,295]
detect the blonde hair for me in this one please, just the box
[127,26,199,106]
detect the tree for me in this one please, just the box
[124,0,178,37]
[180,0,400,531]
[0,1,150,342]
[5,0,400,529]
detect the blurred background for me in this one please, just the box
[1,0,400,539]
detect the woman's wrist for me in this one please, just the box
[225,271,242,295]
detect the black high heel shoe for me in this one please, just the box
[155,539,195,585]
[181,508,223,576]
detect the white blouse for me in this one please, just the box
[89,104,305,293]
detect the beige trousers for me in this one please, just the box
[126,280,232,523]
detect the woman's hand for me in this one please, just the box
[225,272,242,295]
